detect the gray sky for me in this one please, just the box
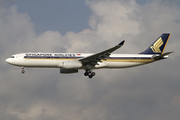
[1,0,180,120]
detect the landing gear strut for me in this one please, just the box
[84,70,95,78]
[21,67,25,74]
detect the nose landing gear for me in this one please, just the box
[21,67,25,74]
[84,70,95,78]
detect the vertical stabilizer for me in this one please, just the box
[140,33,170,54]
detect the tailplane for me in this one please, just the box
[140,33,170,54]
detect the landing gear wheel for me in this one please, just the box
[84,70,96,78]
[88,75,93,78]
[88,72,95,78]
[91,72,95,76]
[84,70,91,76]
[84,72,88,76]
[21,70,25,74]
[21,67,25,74]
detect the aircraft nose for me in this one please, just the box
[6,58,11,63]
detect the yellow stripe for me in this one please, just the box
[104,59,153,63]
[25,58,153,63]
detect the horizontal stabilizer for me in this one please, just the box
[152,51,173,60]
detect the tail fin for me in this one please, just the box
[140,33,170,54]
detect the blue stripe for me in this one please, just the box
[24,56,151,59]
[24,56,82,59]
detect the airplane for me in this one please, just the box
[6,33,173,78]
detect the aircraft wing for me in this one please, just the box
[78,40,125,66]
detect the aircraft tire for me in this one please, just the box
[84,72,88,76]
[21,70,25,74]
[91,72,95,76]
[89,75,93,78]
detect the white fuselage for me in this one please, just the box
[6,52,155,69]
[5,33,171,78]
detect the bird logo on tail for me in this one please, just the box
[150,37,163,53]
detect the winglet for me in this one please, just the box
[118,40,125,46]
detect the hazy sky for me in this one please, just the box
[1,0,180,120]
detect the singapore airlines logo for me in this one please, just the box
[150,37,163,53]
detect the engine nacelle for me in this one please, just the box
[60,68,78,74]
[62,61,82,69]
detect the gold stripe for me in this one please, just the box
[24,58,153,63]
[104,59,153,63]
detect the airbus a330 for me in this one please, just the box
[6,33,172,78]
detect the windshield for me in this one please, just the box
[10,56,15,58]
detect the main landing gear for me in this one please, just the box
[21,67,25,74]
[84,70,95,78]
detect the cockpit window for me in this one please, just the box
[11,56,15,58]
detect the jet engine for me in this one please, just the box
[62,61,82,69]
